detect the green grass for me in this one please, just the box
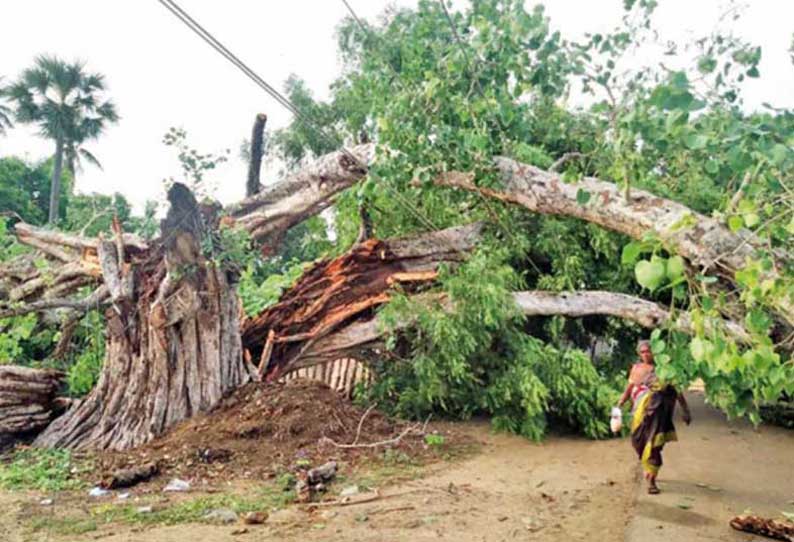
[28,517,98,536]
[92,484,296,527]
[26,485,297,536]
[0,448,89,492]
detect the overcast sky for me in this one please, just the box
[1,1,792,214]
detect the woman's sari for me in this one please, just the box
[630,371,678,477]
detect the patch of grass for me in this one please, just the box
[29,516,98,536]
[0,448,89,492]
[92,484,296,527]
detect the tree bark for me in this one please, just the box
[435,163,794,327]
[245,113,267,197]
[229,144,374,252]
[0,366,64,449]
[34,184,251,450]
[48,137,65,225]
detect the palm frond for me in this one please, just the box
[78,147,103,170]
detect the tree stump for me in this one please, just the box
[35,184,251,450]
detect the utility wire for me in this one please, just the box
[157,0,453,246]
[341,0,532,262]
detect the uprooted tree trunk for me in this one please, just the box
[0,366,64,449]
[1,147,373,451]
[35,184,250,450]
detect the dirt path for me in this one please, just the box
[626,393,794,542]
[5,393,793,541]
[78,422,636,542]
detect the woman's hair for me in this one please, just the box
[636,340,651,354]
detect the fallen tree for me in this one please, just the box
[255,289,747,373]
[242,222,484,378]
[0,144,777,450]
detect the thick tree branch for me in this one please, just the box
[0,285,109,319]
[288,290,748,370]
[435,161,794,327]
[229,143,375,250]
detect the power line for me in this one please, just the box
[341,0,532,261]
[156,0,455,246]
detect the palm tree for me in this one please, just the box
[0,77,13,136]
[3,56,118,224]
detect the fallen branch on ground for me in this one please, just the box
[729,514,794,541]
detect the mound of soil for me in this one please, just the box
[97,380,447,488]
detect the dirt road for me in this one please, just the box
[4,392,793,541]
[626,393,794,542]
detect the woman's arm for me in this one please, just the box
[677,392,692,424]
[617,381,634,408]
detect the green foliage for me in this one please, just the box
[0,448,87,492]
[61,192,134,237]
[65,310,105,397]
[0,157,51,224]
[424,433,445,447]
[162,126,229,200]
[0,314,37,364]
[367,249,617,440]
[238,260,306,317]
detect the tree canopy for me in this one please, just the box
[259,0,794,433]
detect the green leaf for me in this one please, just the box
[576,188,591,205]
[728,216,744,232]
[666,255,685,279]
[621,242,643,265]
[635,258,666,291]
[690,337,706,362]
[685,133,709,150]
[769,144,789,166]
[743,213,760,228]
[704,160,719,174]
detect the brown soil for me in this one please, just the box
[96,379,461,488]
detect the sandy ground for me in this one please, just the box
[625,393,794,542]
[3,392,793,542]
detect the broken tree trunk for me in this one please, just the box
[34,184,250,450]
[0,366,64,449]
[274,290,747,372]
[245,113,267,197]
[241,223,483,378]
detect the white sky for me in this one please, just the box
[1,1,792,214]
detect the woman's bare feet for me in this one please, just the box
[648,476,660,494]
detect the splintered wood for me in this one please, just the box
[241,223,481,378]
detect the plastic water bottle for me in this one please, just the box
[610,406,623,433]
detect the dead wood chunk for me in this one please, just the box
[729,514,794,541]
[196,447,232,464]
[103,462,160,489]
[307,461,337,485]
[243,511,268,525]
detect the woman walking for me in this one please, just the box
[617,340,692,494]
